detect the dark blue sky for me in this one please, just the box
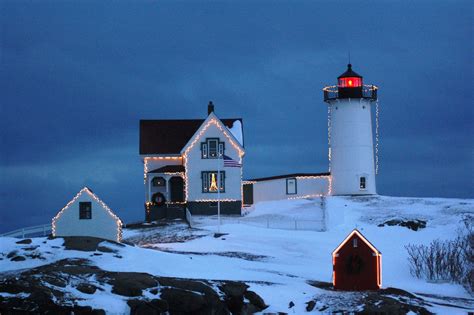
[1,1,472,232]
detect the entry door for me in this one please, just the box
[169,176,184,202]
[243,183,254,205]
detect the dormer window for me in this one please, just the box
[201,138,225,159]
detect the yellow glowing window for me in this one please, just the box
[202,171,225,193]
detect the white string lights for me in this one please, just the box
[295,175,330,180]
[143,156,182,183]
[182,117,244,202]
[375,99,380,175]
[52,187,123,242]
[287,193,323,200]
[327,106,332,173]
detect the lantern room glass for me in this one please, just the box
[338,77,362,88]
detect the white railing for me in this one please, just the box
[0,224,52,238]
[237,217,325,231]
[192,216,326,232]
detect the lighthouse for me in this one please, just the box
[323,64,378,195]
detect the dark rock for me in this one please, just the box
[63,237,105,251]
[16,239,32,244]
[97,246,117,253]
[158,278,228,314]
[11,255,26,262]
[43,275,67,288]
[214,233,228,238]
[306,300,316,312]
[242,303,261,314]
[378,219,426,231]
[128,299,167,315]
[93,253,103,256]
[109,272,158,297]
[76,283,97,294]
[150,299,169,312]
[114,255,123,258]
[289,301,295,308]
[22,246,40,251]
[219,281,249,297]
[0,278,28,294]
[6,251,17,259]
[219,281,249,314]
[307,280,333,290]
[160,287,206,313]
[25,252,44,260]
[149,288,159,295]
[68,306,105,315]
[244,290,267,311]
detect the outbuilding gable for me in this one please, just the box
[52,187,123,242]
[332,229,382,290]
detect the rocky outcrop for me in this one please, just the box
[0,258,267,315]
[378,219,427,231]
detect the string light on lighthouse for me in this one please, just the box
[327,106,332,173]
[375,99,380,175]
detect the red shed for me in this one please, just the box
[332,229,382,290]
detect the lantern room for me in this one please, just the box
[323,64,378,102]
[338,63,363,98]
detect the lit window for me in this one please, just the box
[360,177,366,190]
[202,171,225,193]
[79,202,92,220]
[201,138,225,159]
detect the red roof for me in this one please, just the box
[139,119,243,155]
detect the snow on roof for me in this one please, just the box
[228,120,243,146]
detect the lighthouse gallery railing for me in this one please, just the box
[323,84,378,102]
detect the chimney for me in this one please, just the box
[208,101,214,115]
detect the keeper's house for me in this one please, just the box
[140,103,244,221]
[52,187,123,242]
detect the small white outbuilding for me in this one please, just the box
[52,187,122,242]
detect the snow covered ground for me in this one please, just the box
[1,195,473,314]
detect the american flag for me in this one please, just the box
[223,155,242,167]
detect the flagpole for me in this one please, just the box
[217,151,221,233]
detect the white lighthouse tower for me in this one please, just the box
[323,64,378,195]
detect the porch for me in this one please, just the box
[145,165,186,222]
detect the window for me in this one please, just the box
[202,171,225,193]
[353,238,358,248]
[201,138,224,159]
[286,178,297,195]
[360,177,366,190]
[152,177,166,187]
[208,139,218,157]
[79,202,92,220]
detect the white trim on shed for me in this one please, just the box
[52,187,123,242]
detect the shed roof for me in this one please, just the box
[139,119,243,155]
[332,229,381,255]
[246,172,330,182]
